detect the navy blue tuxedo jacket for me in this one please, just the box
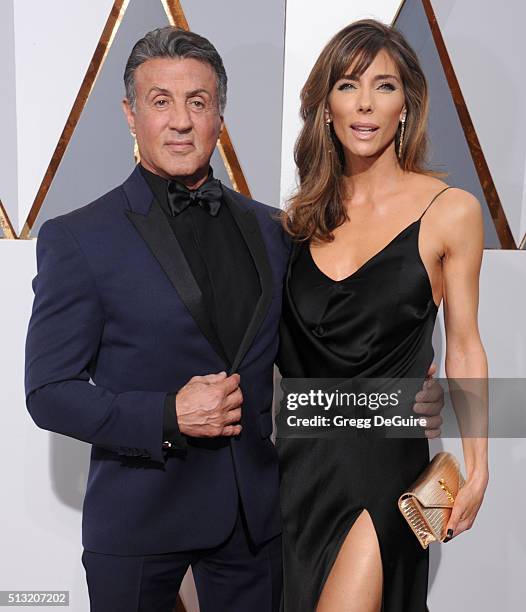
[25,166,290,555]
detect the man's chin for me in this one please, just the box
[166,167,207,182]
[144,158,208,182]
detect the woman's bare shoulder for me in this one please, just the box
[436,186,481,224]
[407,174,481,220]
[429,187,483,253]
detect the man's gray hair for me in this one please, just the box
[124,26,227,114]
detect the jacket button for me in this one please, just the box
[313,325,326,337]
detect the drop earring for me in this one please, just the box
[398,112,406,159]
[325,116,332,153]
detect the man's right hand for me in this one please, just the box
[175,372,243,437]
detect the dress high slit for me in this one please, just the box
[316,507,383,611]
[276,188,450,611]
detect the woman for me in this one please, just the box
[277,19,488,611]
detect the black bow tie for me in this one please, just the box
[167,178,223,217]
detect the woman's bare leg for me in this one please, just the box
[316,509,383,612]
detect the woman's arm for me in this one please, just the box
[441,188,489,540]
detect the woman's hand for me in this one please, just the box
[444,473,488,542]
[413,363,444,439]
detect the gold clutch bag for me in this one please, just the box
[398,452,465,549]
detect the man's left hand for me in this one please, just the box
[413,363,444,439]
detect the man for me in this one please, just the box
[24,27,443,612]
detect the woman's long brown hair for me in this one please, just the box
[282,19,432,243]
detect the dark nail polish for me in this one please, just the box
[444,528,454,542]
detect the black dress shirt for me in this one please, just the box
[139,165,260,451]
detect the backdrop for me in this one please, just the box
[1,1,524,610]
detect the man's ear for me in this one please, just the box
[122,98,135,134]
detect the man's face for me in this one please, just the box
[123,57,223,187]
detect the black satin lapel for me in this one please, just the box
[223,190,273,373]
[125,203,230,367]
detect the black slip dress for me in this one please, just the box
[276,187,450,611]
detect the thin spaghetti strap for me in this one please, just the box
[418,186,452,220]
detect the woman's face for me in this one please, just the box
[327,49,406,162]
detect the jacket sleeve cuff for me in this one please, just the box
[162,393,188,451]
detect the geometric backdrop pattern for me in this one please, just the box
[393,0,517,249]
[1,3,525,612]
[431,0,526,249]
[4,0,524,248]
[0,0,251,240]
[279,0,526,250]
[26,0,250,238]
[395,0,512,248]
